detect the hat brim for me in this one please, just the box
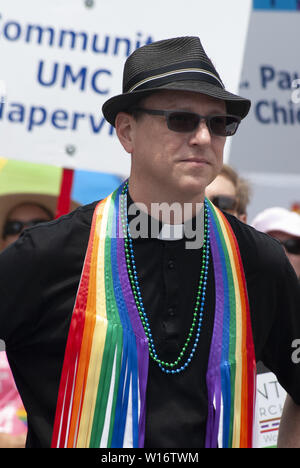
[102,80,251,127]
[252,207,300,238]
[0,193,80,250]
[266,223,300,238]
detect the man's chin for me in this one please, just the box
[173,176,210,201]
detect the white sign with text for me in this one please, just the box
[254,372,286,448]
[0,0,251,175]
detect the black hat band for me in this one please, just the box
[127,68,225,94]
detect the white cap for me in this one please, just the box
[252,207,300,237]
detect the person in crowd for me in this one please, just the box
[0,197,55,448]
[252,207,300,281]
[252,206,300,441]
[1,201,54,251]
[205,164,251,222]
[0,36,299,449]
[0,197,55,447]
[0,350,27,448]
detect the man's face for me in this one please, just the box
[117,90,226,202]
[268,230,300,280]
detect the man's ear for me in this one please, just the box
[115,112,135,154]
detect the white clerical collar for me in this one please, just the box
[157,223,185,241]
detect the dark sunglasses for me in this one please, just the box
[210,195,237,212]
[276,238,300,255]
[2,218,49,238]
[132,108,241,136]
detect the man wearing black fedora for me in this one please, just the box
[0,36,300,449]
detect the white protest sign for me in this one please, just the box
[228,9,300,220]
[0,0,251,176]
[254,372,286,449]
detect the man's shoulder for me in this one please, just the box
[223,211,286,274]
[26,200,97,241]
[38,200,97,230]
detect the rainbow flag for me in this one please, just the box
[52,184,256,448]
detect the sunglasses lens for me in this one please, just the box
[2,218,50,239]
[210,116,240,136]
[3,221,23,237]
[211,196,237,212]
[283,239,300,255]
[167,112,240,136]
[167,112,200,132]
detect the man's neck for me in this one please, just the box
[127,180,205,225]
[126,189,205,247]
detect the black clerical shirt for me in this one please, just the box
[0,201,300,448]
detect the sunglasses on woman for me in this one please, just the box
[2,219,50,239]
[210,195,238,212]
[277,238,300,255]
[131,108,241,136]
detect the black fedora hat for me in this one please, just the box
[102,36,251,126]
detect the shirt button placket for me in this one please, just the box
[163,253,178,338]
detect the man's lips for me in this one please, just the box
[180,157,211,165]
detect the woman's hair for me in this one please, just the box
[220,164,251,216]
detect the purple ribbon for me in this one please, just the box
[205,213,224,448]
[116,191,149,448]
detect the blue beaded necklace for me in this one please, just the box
[121,182,210,374]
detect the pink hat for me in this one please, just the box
[252,207,300,238]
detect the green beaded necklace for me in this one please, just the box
[121,183,210,374]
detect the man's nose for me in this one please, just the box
[188,119,212,145]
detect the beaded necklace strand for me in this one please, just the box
[120,182,210,374]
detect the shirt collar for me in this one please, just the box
[127,192,204,243]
